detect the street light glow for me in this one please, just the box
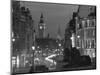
[58,43,61,46]
[32,46,35,50]
[12,38,15,42]
[77,35,80,38]
[16,55,19,68]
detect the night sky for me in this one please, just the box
[20,1,78,39]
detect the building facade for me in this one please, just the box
[75,11,96,62]
[12,1,34,73]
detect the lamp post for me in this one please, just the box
[30,29,36,72]
[31,46,35,72]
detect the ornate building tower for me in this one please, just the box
[38,13,46,38]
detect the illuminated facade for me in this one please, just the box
[75,16,96,60]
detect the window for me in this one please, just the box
[91,40,95,48]
[87,20,90,27]
[79,23,82,29]
[91,20,95,27]
[87,40,89,48]
[77,24,79,29]
[82,21,85,28]
[88,19,95,27]
[89,20,92,27]
[84,20,87,27]
[86,40,91,48]
[93,30,95,36]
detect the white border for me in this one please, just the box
[0,0,100,75]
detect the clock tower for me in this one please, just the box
[38,13,46,38]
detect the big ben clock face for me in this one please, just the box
[11,0,96,75]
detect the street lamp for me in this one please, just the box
[12,38,15,42]
[58,43,61,47]
[31,46,35,72]
[32,46,35,51]
[30,29,36,72]
[77,35,80,38]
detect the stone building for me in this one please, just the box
[75,6,96,62]
[12,0,34,73]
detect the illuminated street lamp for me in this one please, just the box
[70,33,75,47]
[77,35,80,38]
[30,46,35,72]
[32,46,35,51]
[12,38,15,42]
[30,29,36,72]
[58,43,61,47]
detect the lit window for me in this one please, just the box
[85,40,87,48]
[82,21,85,28]
[87,40,91,48]
[40,26,42,29]
[86,40,90,48]
[87,40,90,48]
[92,52,95,57]
[77,24,79,29]
[87,20,90,27]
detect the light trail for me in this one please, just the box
[45,54,57,67]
